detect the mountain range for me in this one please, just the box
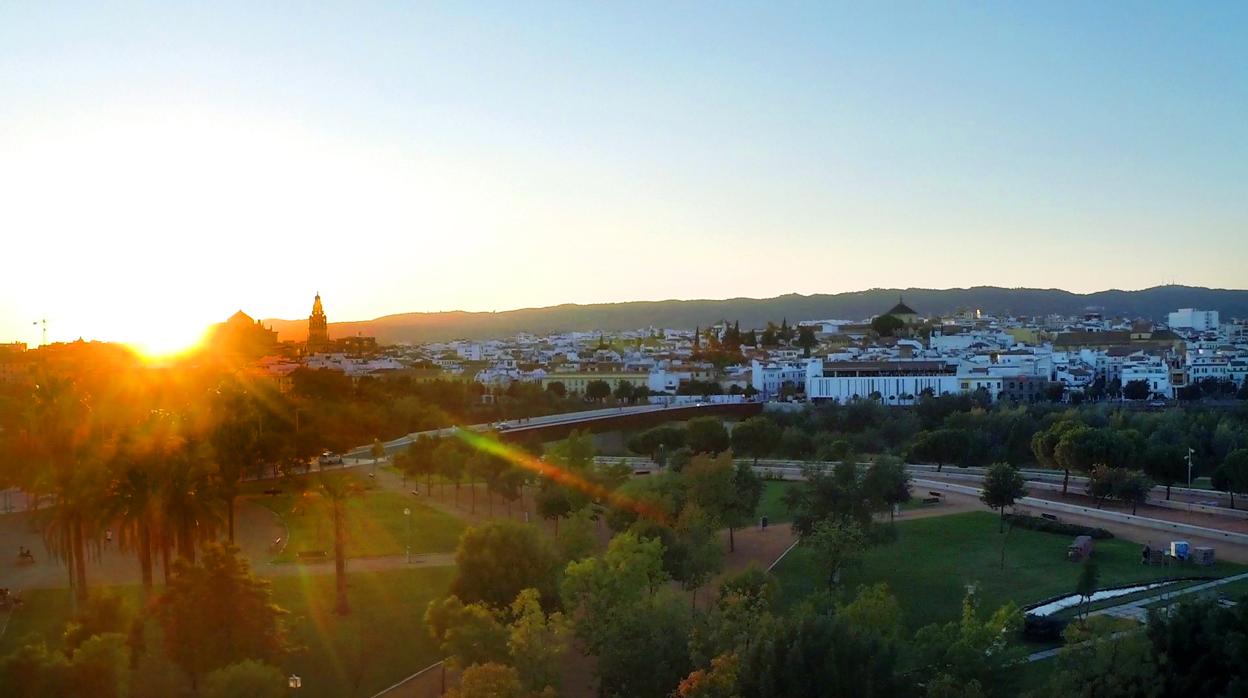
[263,285,1248,345]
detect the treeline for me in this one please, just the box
[625,398,1248,503]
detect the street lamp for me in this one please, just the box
[1186,448,1196,487]
[404,507,412,563]
[288,674,302,689]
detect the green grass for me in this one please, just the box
[244,477,464,562]
[758,480,798,523]
[772,511,1247,631]
[0,566,455,698]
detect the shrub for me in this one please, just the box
[1003,513,1114,540]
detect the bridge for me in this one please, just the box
[346,400,763,459]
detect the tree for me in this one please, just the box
[585,380,611,402]
[870,314,905,337]
[672,504,724,607]
[730,416,780,465]
[425,595,510,669]
[1115,469,1153,515]
[796,325,817,357]
[908,592,1023,695]
[316,472,361,614]
[546,381,566,398]
[686,417,729,455]
[1142,442,1186,500]
[154,543,287,689]
[807,519,866,590]
[1212,449,1248,510]
[862,457,911,522]
[201,660,287,698]
[737,606,907,698]
[1053,426,1106,496]
[435,438,468,503]
[452,521,559,608]
[908,428,969,472]
[838,583,903,642]
[1123,379,1151,401]
[507,588,571,693]
[629,425,688,465]
[446,663,527,698]
[728,462,764,550]
[1075,559,1099,620]
[683,451,737,542]
[561,532,690,697]
[980,462,1027,532]
[370,437,386,470]
[778,426,814,460]
[614,381,636,403]
[1145,597,1248,696]
[1042,617,1158,698]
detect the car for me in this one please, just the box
[318,451,344,466]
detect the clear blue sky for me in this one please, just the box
[1,2,1245,349]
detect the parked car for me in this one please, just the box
[318,451,343,466]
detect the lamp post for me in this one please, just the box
[1186,448,1196,487]
[288,674,302,689]
[404,507,412,564]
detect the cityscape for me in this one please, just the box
[3,4,1248,698]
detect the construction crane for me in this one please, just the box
[32,318,47,347]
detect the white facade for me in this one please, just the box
[805,360,960,404]
[751,360,806,398]
[1169,308,1219,332]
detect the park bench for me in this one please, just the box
[296,550,328,561]
[927,491,943,498]
[921,497,941,505]
[262,488,282,496]
[1041,513,1060,522]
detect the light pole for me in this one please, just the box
[1186,448,1196,487]
[404,507,412,564]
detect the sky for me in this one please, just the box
[1,2,1245,353]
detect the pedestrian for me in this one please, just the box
[105,529,113,545]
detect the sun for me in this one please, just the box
[125,323,211,362]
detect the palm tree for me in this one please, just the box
[24,376,99,606]
[316,472,361,615]
[106,425,176,596]
[159,439,222,569]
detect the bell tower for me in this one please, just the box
[308,293,329,350]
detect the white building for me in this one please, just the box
[1168,308,1220,332]
[751,360,806,399]
[1121,358,1172,398]
[806,360,959,404]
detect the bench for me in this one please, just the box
[927,491,944,498]
[1041,513,1060,522]
[922,497,941,505]
[262,488,282,496]
[296,550,328,561]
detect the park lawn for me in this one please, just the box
[757,481,928,525]
[245,483,464,563]
[0,566,455,698]
[758,480,798,523]
[772,511,1247,631]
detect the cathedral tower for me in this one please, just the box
[308,293,329,349]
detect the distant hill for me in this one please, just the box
[263,285,1248,344]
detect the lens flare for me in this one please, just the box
[454,429,670,526]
